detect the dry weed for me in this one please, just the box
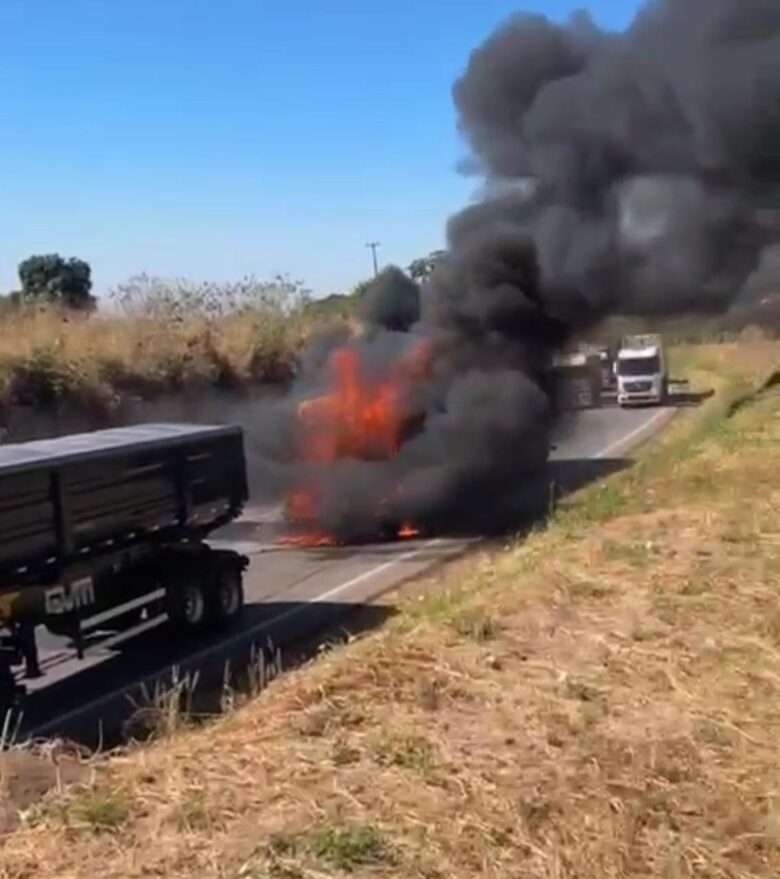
[0,306,342,410]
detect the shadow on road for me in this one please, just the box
[22,600,396,748]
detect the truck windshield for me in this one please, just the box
[617,355,660,376]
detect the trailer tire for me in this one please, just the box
[166,581,209,633]
[207,566,245,628]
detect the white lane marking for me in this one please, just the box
[28,537,465,735]
[83,589,165,629]
[252,537,457,626]
[28,591,168,677]
[593,407,672,459]
[206,540,274,554]
[27,615,168,682]
[83,616,165,652]
[34,538,445,677]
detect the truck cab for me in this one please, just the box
[614,334,668,406]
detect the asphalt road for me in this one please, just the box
[17,402,675,742]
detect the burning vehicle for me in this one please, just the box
[281,336,432,544]
[549,349,603,410]
[263,0,780,547]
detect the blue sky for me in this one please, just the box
[0,1,641,300]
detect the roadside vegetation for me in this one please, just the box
[0,303,307,406]
[0,300,774,416]
[0,249,455,414]
[0,271,360,413]
[1,248,777,418]
[2,337,779,877]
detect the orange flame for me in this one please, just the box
[397,522,420,539]
[296,347,411,462]
[278,532,340,548]
[279,339,431,544]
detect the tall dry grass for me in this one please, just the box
[0,304,340,410]
[0,278,773,412]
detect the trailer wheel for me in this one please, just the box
[207,566,244,627]
[166,581,209,633]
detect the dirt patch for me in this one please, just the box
[0,748,86,834]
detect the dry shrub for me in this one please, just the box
[0,303,342,411]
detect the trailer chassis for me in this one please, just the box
[0,539,249,713]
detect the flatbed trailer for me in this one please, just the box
[0,423,251,713]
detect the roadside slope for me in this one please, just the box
[3,339,780,879]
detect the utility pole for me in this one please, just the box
[366,241,381,277]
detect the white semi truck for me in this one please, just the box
[614,334,668,407]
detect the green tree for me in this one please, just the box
[17,254,96,310]
[351,277,374,298]
[407,249,447,281]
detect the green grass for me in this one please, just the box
[172,793,210,832]
[70,789,130,834]
[600,538,657,567]
[251,823,396,876]
[309,823,395,871]
[449,606,500,641]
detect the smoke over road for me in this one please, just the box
[256,0,780,541]
[453,0,780,316]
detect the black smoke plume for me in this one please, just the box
[257,0,780,540]
[359,265,421,332]
[452,0,780,318]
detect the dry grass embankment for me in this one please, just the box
[2,339,780,878]
[0,306,346,411]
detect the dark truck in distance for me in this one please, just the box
[0,423,250,712]
[549,349,603,410]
